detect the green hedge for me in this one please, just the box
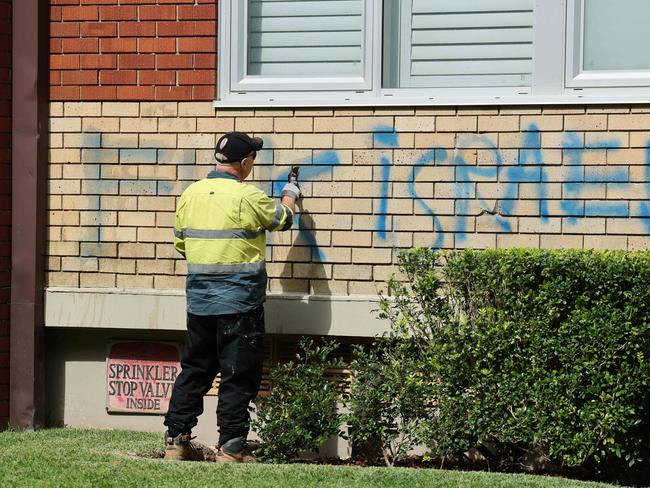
[372,248,650,475]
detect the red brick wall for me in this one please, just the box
[50,0,216,101]
[0,0,11,430]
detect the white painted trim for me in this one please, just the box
[44,288,389,337]
[214,90,650,108]
[532,0,565,96]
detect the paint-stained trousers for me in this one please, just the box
[164,305,265,446]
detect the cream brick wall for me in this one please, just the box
[47,103,650,295]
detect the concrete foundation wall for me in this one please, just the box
[45,327,351,456]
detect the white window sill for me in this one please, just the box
[214,89,650,108]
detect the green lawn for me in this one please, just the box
[0,428,614,488]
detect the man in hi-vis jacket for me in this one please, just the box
[163,131,301,462]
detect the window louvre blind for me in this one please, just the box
[247,0,365,77]
[401,0,534,88]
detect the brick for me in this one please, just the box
[48,272,79,287]
[140,102,178,117]
[564,114,607,131]
[584,235,627,250]
[49,71,61,86]
[192,86,215,100]
[61,5,98,21]
[178,70,215,85]
[497,234,540,249]
[61,195,99,211]
[562,218,606,234]
[139,38,176,53]
[117,274,153,288]
[178,5,216,20]
[49,117,81,132]
[48,241,80,256]
[120,117,157,133]
[607,218,648,235]
[156,54,192,69]
[628,236,650,251]
[139,5,176,21]
[80,54,117,69]
[193,53,216,69]
[80,273,116,288]
[51,54,81,70]
[313,117,353,133]
[64,101,102,116]
[79,211,117,226]
[99,6,137,21]
[140,134,178,149]
[609,113,650,130]
[61,70,98,85]
[154,275,186,289]
[395,116,437,132]
[540,234,583,249]
[62,164,100,179]
[51,22,81,37]
[119,242,155,258]
[100,164,138,179]
[101,195,138,211]
[62,38,99,54]
[119,21,156,37]
[293,133,332,149]
[119,54,155,69]
[178,37,215,53]
[177,133,213,148]
[155,86,192,101]
[139,70,176,85]
[80,22,117,37]
[352,248,392,264]
[138,227,174,242]
[178,101,216,117]
[333,133,373,149]
[81,86,117,100]
[99,70,137,85]
[436,116,477,132]
[101,38,137,53]
[99,259,136,274]
[117,86,155,100]
[100,226,137,242]
[521,115,563,131]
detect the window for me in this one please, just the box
[217,0,650,106]
[566,0,650,87]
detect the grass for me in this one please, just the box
[0,428,615,488]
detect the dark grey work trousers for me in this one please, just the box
[164,305,265,446]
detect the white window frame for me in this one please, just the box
[216,0,650,107]
[565,0,650,88]
[221,0,379,94]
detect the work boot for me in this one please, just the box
[214,436,256,463]
[163,431,203,461]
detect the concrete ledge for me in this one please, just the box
[44,287,389,337]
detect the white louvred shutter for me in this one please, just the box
[400,0,534,88]
[232,0,374,91]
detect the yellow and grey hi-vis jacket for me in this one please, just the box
[174,170,294,315]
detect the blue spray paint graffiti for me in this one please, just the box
[70,125,650,261]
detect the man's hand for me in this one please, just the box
[281,166,301,201]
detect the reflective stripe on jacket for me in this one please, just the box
[174,170,293,315]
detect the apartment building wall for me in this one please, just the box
[44,0,650,436]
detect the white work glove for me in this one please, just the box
[281,166,301,200]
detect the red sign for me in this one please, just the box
[106,341,181,414]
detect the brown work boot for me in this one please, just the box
[163,431,203,461]
[214,436,256,463]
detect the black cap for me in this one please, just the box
[215,132,263,164]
